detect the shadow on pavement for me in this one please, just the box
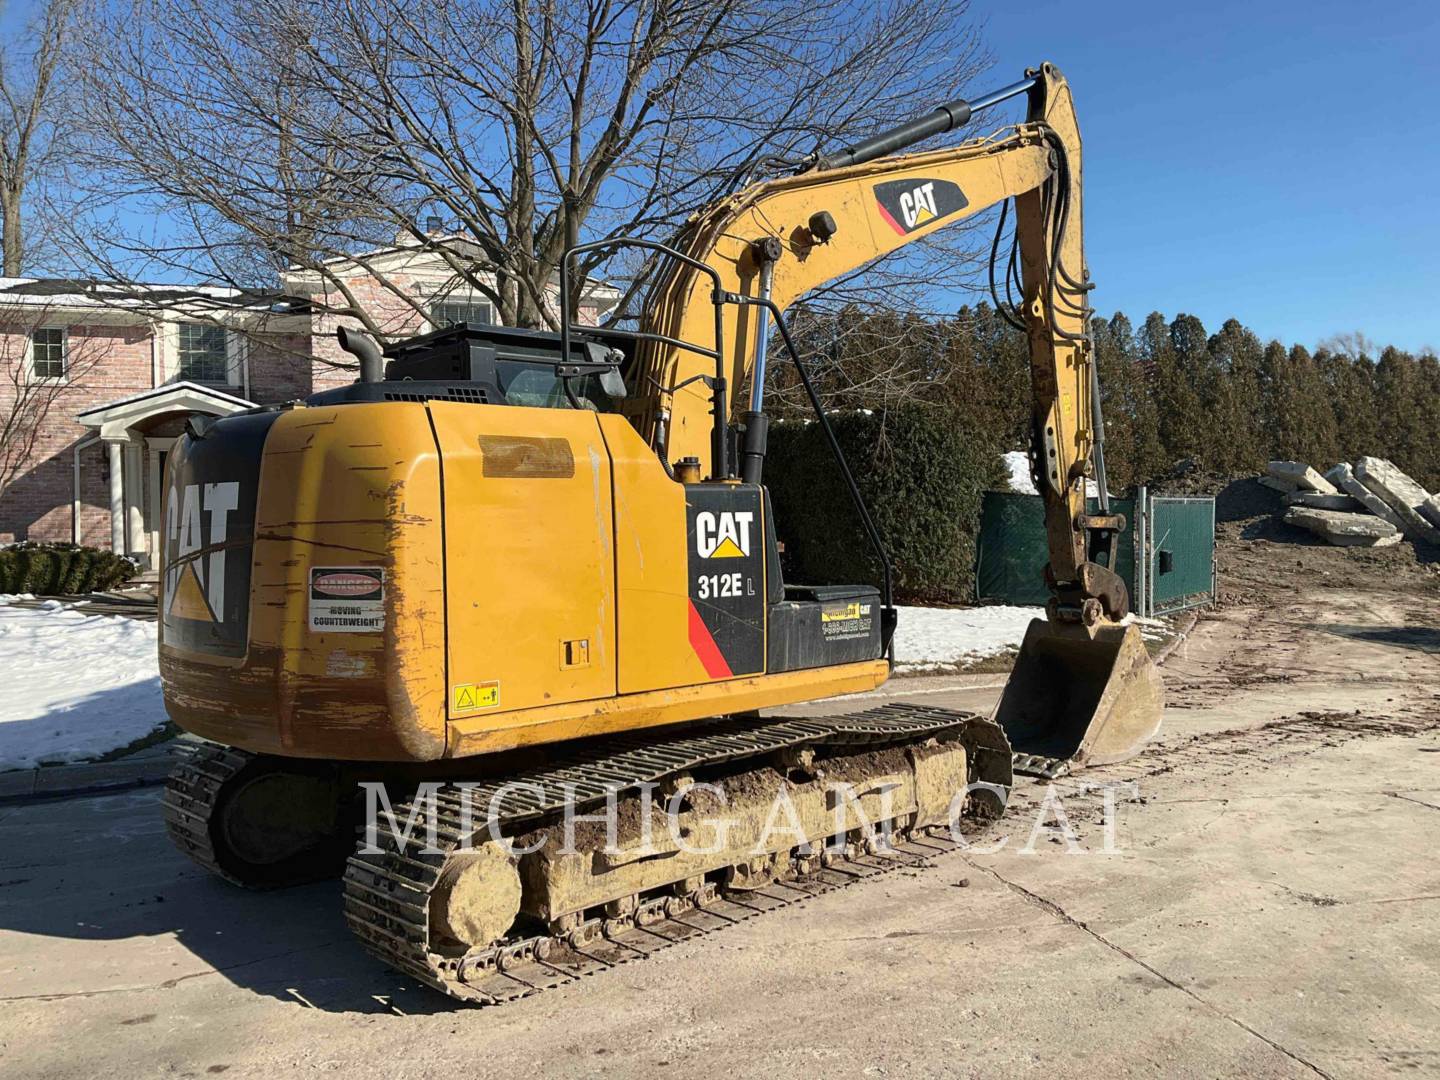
[1320,624,1440,653]
[0,785,458,1016]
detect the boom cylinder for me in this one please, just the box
[815,76,1037,171]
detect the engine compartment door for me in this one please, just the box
[430,402,616,718]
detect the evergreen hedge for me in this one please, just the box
[765,406,1004,604]
[0,543,140,595]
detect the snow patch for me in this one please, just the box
[892,604,1171,674]
[999,450,1111,498]
[0,600,165,771]
[893,604,1042,673]
[1002,451,1037,495]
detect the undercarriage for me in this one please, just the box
[164,704,1011,1004]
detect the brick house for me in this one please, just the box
[0,239,615,571]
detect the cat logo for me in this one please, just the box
[164,481,239,624]
[901,182,938,228]
[873,177,969,236]
[695,510,753,559]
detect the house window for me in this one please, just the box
[177,323,229,383]
[30,327,67,379]
[430,300,493,328]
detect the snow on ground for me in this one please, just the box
[893,604,1042,673]
[0,595,1176,766]
[1000,449,1112,498]
[892,603,1171,674]
[0,598,164,771]
[1002,451,1038,495]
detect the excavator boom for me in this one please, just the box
[623,63,1162,775]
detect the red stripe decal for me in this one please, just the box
[876,201,907,236]
[687,600,733,679]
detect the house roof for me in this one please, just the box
[285,236,622,303]
[0,277,310,315]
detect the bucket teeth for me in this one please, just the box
[1011,753,1071,780]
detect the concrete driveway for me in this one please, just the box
[1,589,1437,1079]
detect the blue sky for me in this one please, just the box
[976,0,1440,352]
[7,0,1434,352]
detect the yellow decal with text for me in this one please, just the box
[821,602,865,623]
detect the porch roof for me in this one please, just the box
[76,381,257,440]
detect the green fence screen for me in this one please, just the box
[975,489,1216,615]
[1147,496,1216,614]
[974,491,1136,607]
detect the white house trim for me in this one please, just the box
[71,435,100,544]
[75,382,256,560]
[145,435,178,562]
[76,381,256,442]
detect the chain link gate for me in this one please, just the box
[1135,489,1217,616]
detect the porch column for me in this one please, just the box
[105,439,125,554]
[123,441,145,561]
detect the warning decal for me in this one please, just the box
[452,681,500,713]
[309,567,385,633]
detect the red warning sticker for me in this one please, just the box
[309,567,384,633]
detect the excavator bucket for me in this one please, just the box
[994,618,1164,779]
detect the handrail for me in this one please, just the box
[560,238,731,478]
[557,242,898,655]
[727,293,896,651]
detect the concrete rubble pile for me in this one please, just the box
[1268,458,1440,548]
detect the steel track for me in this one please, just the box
[162,741,259,887]
[342,702,1010,1004]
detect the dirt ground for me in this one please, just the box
[1,507,1438,1079]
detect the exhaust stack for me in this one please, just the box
[336,326,384,383]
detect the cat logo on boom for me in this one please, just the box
[164,481,239,624]
[873,177,969,236]
[695,510,753,559]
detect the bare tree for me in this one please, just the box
[0,0,72,275]
[1317,331,1380,363]
[0,295,110,498]
[65,0,993,339]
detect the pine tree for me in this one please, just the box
[1146,313,1210,466]
[1205,319,1266,473]
[1317,348,1379,466]
[1374,347,1425,476]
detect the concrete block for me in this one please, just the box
[1328,462,1407,531]
[1268,460,1337,494]
[1420,494,1440,530]
[1354,457,1440,545]
[1283,491,1363,512]
[1322,463,1350,489]
[1259,475,1298,494]
[1282,506,1401,547]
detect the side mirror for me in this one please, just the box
[599,367,627,399]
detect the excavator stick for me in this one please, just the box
[994,619,1164,779]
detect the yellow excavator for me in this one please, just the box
[160,62,1162,1003]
